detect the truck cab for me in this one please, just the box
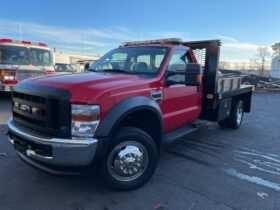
[7,38,253,190]
[0,38,54,92]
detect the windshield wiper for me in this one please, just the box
[102,68,132,74]
[89,68,132,74]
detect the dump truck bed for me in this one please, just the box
[184,40,253,122]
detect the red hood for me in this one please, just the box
[23,72,154,103]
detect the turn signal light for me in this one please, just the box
[196,74,202,84]
[72,114,99,121]
[0,70,5,77]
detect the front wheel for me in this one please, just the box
[100,127,158,190]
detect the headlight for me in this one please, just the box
[71,104,100,138]
[4,75,15,80]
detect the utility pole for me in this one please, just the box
[140,24,143,41]
[19,23,22,41]
[81,31,84,56]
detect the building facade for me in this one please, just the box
[270,55,280,78]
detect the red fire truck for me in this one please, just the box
[0,38,54,93]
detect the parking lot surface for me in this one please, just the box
[1,92,280,210]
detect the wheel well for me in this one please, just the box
[115,110,162,148]
[233,92,252,113]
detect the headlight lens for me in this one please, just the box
[1,70,16,80]
[4,75,15,80]
[71,104,100,137]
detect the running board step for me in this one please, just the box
[163,124,198,144]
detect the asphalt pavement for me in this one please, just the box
[1,92,280,210]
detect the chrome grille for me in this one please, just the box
[12,92,47,130]
[12,90,70,137]
[16,70,46,81]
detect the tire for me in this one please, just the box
[100,127,158,190]
[218,99,244,129]
[228,99,244,129]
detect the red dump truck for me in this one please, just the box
[7,38,253,190]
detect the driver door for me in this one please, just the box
[162,49,202,132]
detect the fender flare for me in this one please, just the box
[95,96,163,138]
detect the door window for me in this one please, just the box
[167,49,191,83]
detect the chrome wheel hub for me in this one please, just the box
[108,141,148,181]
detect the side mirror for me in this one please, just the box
[166,63,202,86]
[185,63,202,86]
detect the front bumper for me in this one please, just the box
[0,84,14,92]
[7,118,98,167]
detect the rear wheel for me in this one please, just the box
[100,127,158,190]
[218,99,244,129]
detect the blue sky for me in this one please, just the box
[1,0,280,64]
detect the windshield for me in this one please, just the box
[0,45,30,65]
[55,63,75,72]
[30,48,53,66]
[0,46,53,66]
[89,46,169,74]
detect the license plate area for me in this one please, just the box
[9,132,52,157]
[14,138,28,153]
[5,85,13,91]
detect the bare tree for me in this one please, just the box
[256,46,270,76]
[249,58,258,70]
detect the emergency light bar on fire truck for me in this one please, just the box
[0,38,48,47]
